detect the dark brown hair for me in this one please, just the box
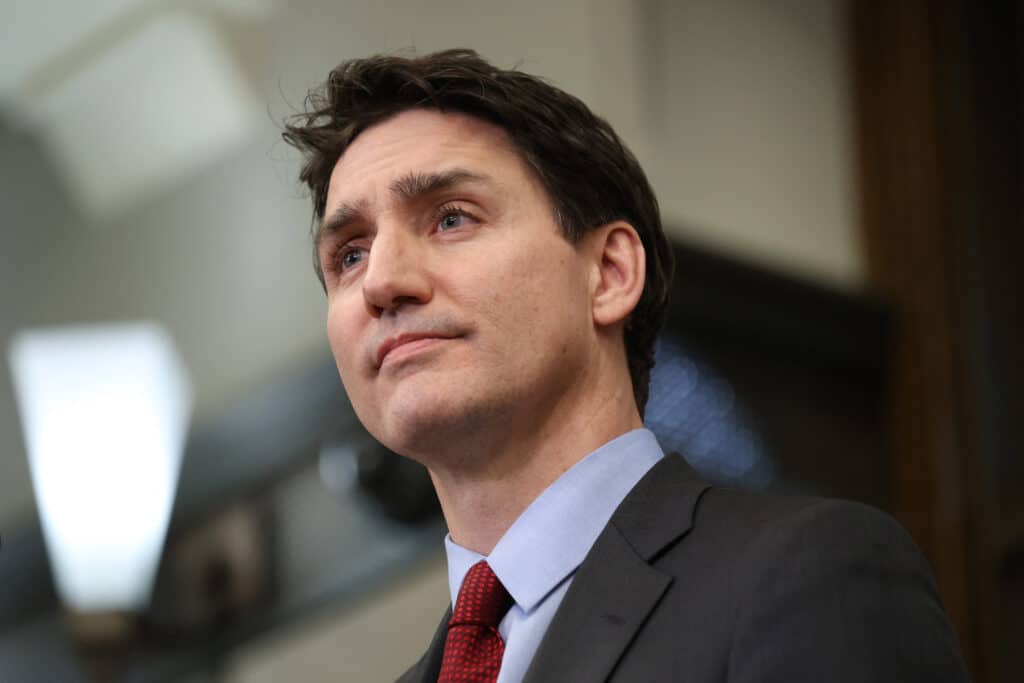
[283,49,673,415]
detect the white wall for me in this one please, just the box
[224,555,450,683]
[649,0,860,287]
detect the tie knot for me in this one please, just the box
[450,561,512,628]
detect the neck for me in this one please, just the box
[427,375,642,555]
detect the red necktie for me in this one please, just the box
[438,560,513,683]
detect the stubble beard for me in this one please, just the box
[374,382,522,475]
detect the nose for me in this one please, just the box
[361,227,432,316]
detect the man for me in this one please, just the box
[284,50,967,682]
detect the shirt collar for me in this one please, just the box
[445,428,664,613]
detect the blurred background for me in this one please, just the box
[0,0,1020,681]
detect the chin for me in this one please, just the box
[374,385,511,460]
[380,403,475,455]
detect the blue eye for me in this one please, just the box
[340,247,365,271]
[438,212,466,231]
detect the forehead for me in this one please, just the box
[325,109,529,206]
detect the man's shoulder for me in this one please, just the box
[606,459,968,681]
[632,453,919,558]
[628,455,935,586]
[696,484,915,549]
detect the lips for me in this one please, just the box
[375,332,456,369]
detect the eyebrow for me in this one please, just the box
[315,168,493,251]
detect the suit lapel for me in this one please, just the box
[395,607,449,683]
[522,454,710,683]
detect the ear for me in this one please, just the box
[589,221,646,328]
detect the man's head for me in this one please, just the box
[283,49,672,431]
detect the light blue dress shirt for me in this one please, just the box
[444,428,665,683]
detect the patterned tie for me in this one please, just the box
[438,560,513,683]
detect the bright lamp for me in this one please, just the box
[8,322,192,613]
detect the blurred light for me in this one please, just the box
[645,337,775,488]
[0,0,146,94]
[210,0,280,21]
[318,443,359,496]
[20,9,261,223]
[8,322,192,612]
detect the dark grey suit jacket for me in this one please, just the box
[398,454,968,682]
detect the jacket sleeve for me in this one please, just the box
[727,499,969,683]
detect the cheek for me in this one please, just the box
[325,300,362,379]
[468,261,537,334]
[326,303,381,428]
[476,245,585,343]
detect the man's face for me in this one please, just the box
[319,109,598,461]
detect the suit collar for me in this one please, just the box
[446,429,665,613]
[609,451,710,561]
[522,454,711,683]
[398,454,710,683]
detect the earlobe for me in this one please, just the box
[591,222,646,328]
